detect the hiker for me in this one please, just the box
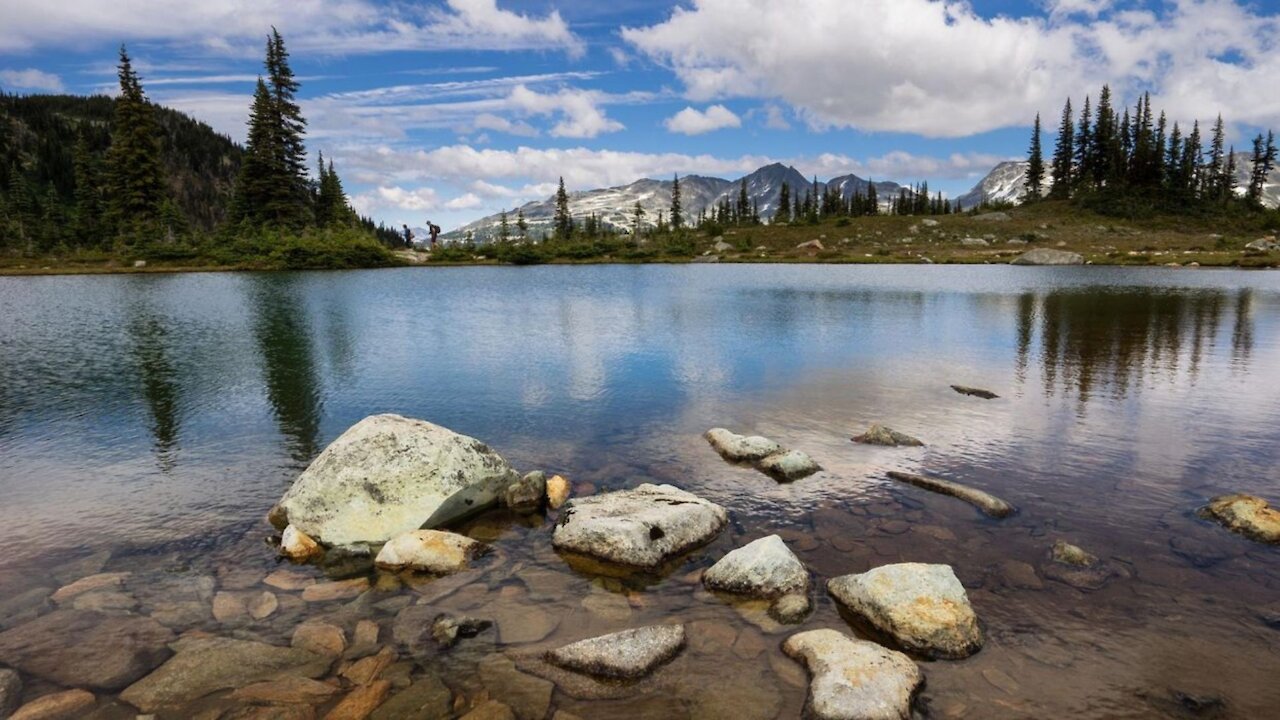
[427,222,441,249]
[401,224,414,248]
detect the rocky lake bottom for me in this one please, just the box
[1,265,1279,718]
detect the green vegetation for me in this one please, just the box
[0,30,403,273]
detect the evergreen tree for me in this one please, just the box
[632,201,645,237]
[1049,99,1073,198]
[72,130,102,245]
[1092,85,1116,186]
[103,45,166,240]
[1206,115,1227,201]
[738,178,750,224]
[670,174,682,231]
[866,181,878,215]
[516,209,527,239]
[1074,95,1093,190]
[1165,122,1184,192]
[1024,113,1045,201]
[1247,131,1276,207]
[499,209,511,242]
[776,182,791,223]
[553,176,571,239]
[1223,147,1238,205]
[266,28,309,222]
[1184,120,1203,198]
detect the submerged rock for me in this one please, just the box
[827,563,983,659]
[852,424,924,447]
[9,689,97,720]
[1011,248,1084,265]
[551,484,727,569]
[276,414,521,546]
[546,474,572,510]
[371,674,452,720]
[0,667,20,718]
[432,614,492,648]
[478,654,553,720]
[1199,494,1280,544]
[503,471,546,514]
[374,530,488,574]
[49,572,130,605]
[120,637,332,712]
[757,450,822,482]
[782,629,922,720]
[950,384,999,399]
[886,471,1015,518]
[279,525,322,562]
[705,428,784,463]
[1042,540,1123,591]
[0,609,174,690]
[703,535,811,623]
[546,625,685,680]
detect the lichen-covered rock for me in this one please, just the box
[756,450,822,482]
[782,629,922,720]
[704,429,783,463]
[546,625,685,680]
[374,530,488,574]
[503,471,546,514]
[1011,248,1084,265]
[852,424,924,447]
[0,609,174,690]
[552,484,727,568]
[1042,540,1124,591]
[1199,494,1280,544]
[703,535,809,616]
[280,525,322,561]
[886,471,1015,518]
[827,563,982,659]
[276,414,521,546]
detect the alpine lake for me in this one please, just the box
[1,264,1278,719]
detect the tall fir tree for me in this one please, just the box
[266,28,310,222]
[72,130,102,246]
[499,209,511,242]
[670,173,682,231]
[1246,131,1276,207]
[1049,99,1074,198]
[103,45,167,241]
[1024,113,1045,201]
[516,209,527,239]
[553,176,571,239]
[775,182,791,223]
[1074,95,1093,190]
[1206,115,1227,201]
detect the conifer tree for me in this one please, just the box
[1024,113,1045,201]
[1049,99,1073,198]
[72,131,102,245]
[738,178,750,224]
[866,181,878,215]
[499,210,511,242]
[1246,131,1276,208]
[1074,95,1093,190]
[1223,147,1238,205]
[776,182,790,223]
[1206,115,1226,200]
[1183,120,1203,198]
[1165,122,1183,192]
[1092,85,1116,186]
[554,176,571,239]
[670,174,682,231]
[104,45,166,239]
[632,201,645,237]
[266,28,309,221]
[516,209,527,239]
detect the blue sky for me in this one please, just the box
[2,0,1279,230]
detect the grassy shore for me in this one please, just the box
[4,202,1278,275]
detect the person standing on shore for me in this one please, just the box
[427,221,441,249]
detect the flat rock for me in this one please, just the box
[546,625,685,680]
[50,572,130,604]
[276,414,521,546]
[370,674,452,720]
[302,578,370,602]
[248,592,279,620]
[120,637,332,712]
[0,609,174,690]
[230,677,341,704]
[782,629,921,720]
[886,471,1015,518]
[546,475,571,510]
[756,450,822,482]
[704,429,783,463]
[212,591,249,623]
[264,569,317,591]
[478,654,553,720]
[827,563,983,659]
[1011,248,1083,265]
[1199,494,1280,544]
[703,535,809,600]
[292,622,347,657]
[280,526,323,562]
[432,614,493,648]
[0,667,20,718]
[325,679,391,720]
[10,689,97,720]
[551,484,727,569]
[1042,541,1122,591]
[461,701,515,720]
[503,472,546,514]
[950,384,999,399]
[852,424,924,447]
[70,590,138,613]
[374,530,488,574]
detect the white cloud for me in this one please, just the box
[0,68,64,92]
[508,85,624,138]
[472,112,539,137]
[444,192,483,210]
[623,0,1280,136]
[350,185,440,215]
[0,0,582,57]
[664,104,741,135]
[1046,0,1114,20]
[762,104,791,130]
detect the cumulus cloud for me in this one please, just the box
[0,68,64,92]
[664,104,741,135]
[444,192,483,210]
[350,185,440,215]
[472,112,539,137]
[762,104,791,130]
[0,0,582,56]
[508,85,624,138]
[623,0,1280,136]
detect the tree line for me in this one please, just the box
[1024,85,1278,214]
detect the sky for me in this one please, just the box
[1,0,1279,230]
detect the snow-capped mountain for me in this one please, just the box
[445,164,907,241]
[957,154,1280,209]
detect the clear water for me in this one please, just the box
[1,265,1278,718]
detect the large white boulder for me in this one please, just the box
[275,414,520,546]
[546,625,685,679]
[783,629,922,720]
[374,530,488,574]
[827,563,982,659]
[703,535,808,599]
[551,484,727,568]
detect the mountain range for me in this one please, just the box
[449,155,1280,240]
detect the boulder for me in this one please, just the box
[9,689,96,720]
[885,471,1015,518]
[704,429,783,463]
[280,526,322,562]
[960,237,989,247]
[551,484,727,569]
[1042,540,1123,591]
[291,622,346,657]
[852,425,924,447]
[370,674,452,720]
[326,679,392,720]
[0,609,174,690]
[691,255,720,263]
[714,240,734,253]
[973,211,1011,222]
[0,667,20,718]
[50,572,130,604]
[477,654,553,720]
[756,450,822,482]
[546,475,571,510]
[229,677,341,705]
[704,535,811,624]
[920,219,940,227]
[503,472,546,514]
[276,414,521,546]
[1245,238,1278,252]
[1199,494,1280,544]
[119,637,332,712]
[797,240,825,251]
[1011,248,1084,266]
[782,629,921,720]
[462,700,516,720]
[546,625,685,680]
[374,530,488,574]
[432,615,493,648]
[827,563,982,659]
[950,384,999,399]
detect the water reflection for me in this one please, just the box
[126,307,181,468]
[247,276,324,462]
